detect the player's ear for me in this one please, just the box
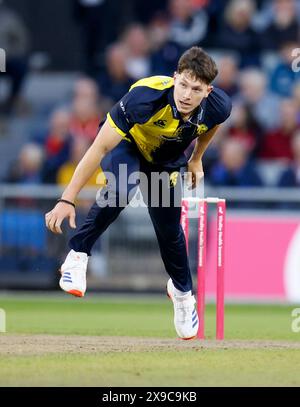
[206,85,213,97]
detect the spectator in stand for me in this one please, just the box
[259,99,300,161]
[73,77,99,105]
[70,78,103,142]
[42,109,73,183]
[213,55,239,97]
[252,0,300,32]
[148,12,172,75]
[150,0,209,75]
[227,103,263,157]
[278,131,300,188]
[209,138,263,187]
[216,0,260,68]
[168,0,208,49]
[261,0,300,50]
[270,42,300,98]
[237,68,281,130]
[121,24,151,80]
[5,143,44,184]
[98,43,134,104]
[0,0,30,114]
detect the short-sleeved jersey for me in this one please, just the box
[108,76,232,167]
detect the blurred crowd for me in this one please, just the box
[1,0,300,191]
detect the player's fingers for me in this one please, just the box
[45,212,54,230]
[193,171,204,188]
[191,175,197,189]
[47,214,58,233]
[45,211,52,227]
[69,213,76,229]
[48,213,63,234]
[53,218,63,234]
[190,172,197,189]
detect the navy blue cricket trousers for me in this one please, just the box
[69,140,192,292]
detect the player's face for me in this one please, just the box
[173,71,213,116]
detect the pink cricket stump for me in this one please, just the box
[216,200,226,340]
[181,197,225,340]
[197,200,207,339]
[181,199,189,254]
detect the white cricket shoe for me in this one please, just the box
[167,278,199,340]
[59,249,88,297]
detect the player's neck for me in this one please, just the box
[181,113,191,122]
[180,108,197,122]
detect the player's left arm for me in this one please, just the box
[187,125,220,189]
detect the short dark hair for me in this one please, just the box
[177,47,218,84]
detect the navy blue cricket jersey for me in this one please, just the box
[107,76,232,167]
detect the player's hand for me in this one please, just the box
[187,160,204,189]
[45,202,76,234]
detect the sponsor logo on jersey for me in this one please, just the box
[154,119,167,128]
[196,124,208,135]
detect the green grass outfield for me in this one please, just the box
[0,293,300,386]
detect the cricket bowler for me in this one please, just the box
[45,47,232,340]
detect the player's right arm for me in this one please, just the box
[45,120,123,234]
